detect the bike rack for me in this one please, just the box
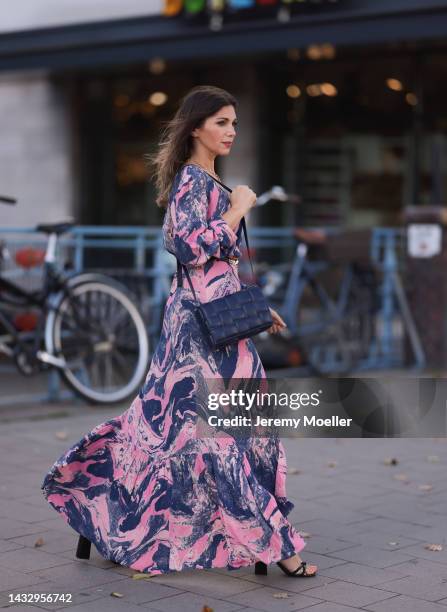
[0,225,424,404]
[368,228,426,370]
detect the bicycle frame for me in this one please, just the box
[0,232,115,370]
[0,274,47,358]
[278,241,355,337]
[0,232,65,360]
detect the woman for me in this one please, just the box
[41,85,317,579]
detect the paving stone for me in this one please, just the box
[378,574,447,601]
[11,495,53,508]
[309,481,387,501]
[66,578,185,605]
[56,548,116,569]
[393,543,447,564]
[224,586,322,611]
[111,565,141,578]
[405,525,447,543]
[427,500,447,515]
[303,580,398,607]
[24,518,73,536]
[318,562,409,587]
[0,566,45,591]
[388,558,447,579]
[287,500,341,522]
[299,604,378,612]
[364,501,441,526]
[325,544,413,568]
[364,594,447,612]
[211,566,254,577]
[0,518,46,540]
[317,493,390,513]
[0,548,72,573]
[321,509,377,526]
[0,540,24,554]
[218,608,272,612]
[295,518,366,540]
[359,518,440,539]
[299,535,359,555]
[0,482,33,500]
[336,530,424,551]
[0,500,55,523]
[43,597,153,612]
[9,531,76,554]
[0,604,41,611]
[30,562,129,591]
[148,569,261,598]
[146,591,244,612]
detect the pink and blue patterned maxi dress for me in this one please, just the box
[41,164,306,574]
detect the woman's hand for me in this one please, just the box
[267,307,287,334]
[230,185,257,215]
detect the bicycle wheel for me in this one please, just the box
[47,281,149,404]
[297,266,374,376]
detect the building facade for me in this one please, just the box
[1,0,447,230]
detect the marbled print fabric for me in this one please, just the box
[41,164,306,574]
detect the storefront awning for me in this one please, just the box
[1,0,447,72]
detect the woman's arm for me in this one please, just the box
[170,167,238,266]
[220,207,245,232]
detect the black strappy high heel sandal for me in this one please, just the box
[76,535,91,560]
[254,560,317,577]
[277,559,317,577]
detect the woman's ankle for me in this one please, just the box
[279,553,301,569]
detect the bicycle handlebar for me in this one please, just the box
[257,186,301,207]
[0,195,17,205]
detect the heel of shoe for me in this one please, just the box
[254,561,268,575]
[76,535,91,560]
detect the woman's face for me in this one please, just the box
[191,105,237,158]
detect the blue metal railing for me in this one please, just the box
[0,225,419,403]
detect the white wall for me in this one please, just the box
[0,72,74,227]
[0,0,162,33]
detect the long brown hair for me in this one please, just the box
[148,85,237,209]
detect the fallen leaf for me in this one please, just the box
[34,538,44,548]
[425,544,443,551]
[383,457,399,466]
[427,455,440,463]
[110,592,124,598]
[132,573,155,580]
[272,592,290,599]
[202,607,214,612]
[298,531,312,539]
[327,461,337,468]
[55,431,68,440]
[418,484,433,492]
[288,467,301,475]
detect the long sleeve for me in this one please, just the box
[169,167,238,266]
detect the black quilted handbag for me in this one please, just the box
[176,177,273,350]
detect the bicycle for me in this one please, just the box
[253,227,379,375]
[0,197,149,404]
